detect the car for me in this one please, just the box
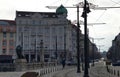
[112,60,120,66]
[66,61,77,65]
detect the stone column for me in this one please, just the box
[40,40,44,63]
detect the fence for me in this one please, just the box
[0,65,66,77]
[107,65,120,77]
[0,62,57,72]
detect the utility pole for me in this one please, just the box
[64,26,66,60]
[76,5,80,73]
[35,38,37,62]
[55,35,58,63]
[92,43,95,66]
[82,0,90,77]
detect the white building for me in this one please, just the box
[15,5,79,63]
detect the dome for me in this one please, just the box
[56,5,68,14]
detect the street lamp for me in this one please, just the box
[76,5,81,73]
[55,35,58,62]
[82,0,91,77]
[35,39,37,62]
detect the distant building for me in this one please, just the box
[107,33,120,62]
[0,20,16,63]
[0,20,16,55]
[15,5,81,63]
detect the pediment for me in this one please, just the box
[31,13,43,19]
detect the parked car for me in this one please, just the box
[66,61,77,66]
[112,60,120,66]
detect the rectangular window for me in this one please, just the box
[19,20,21,24]
[52,27,55,34]
[2,49,6,54]
[3,40,7,46]
[9,40,14,46]
[32,20,35,24]
[3,32,6,38]
[10,32,14,38]
[9,49,13,54]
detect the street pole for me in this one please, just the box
[92,44,95,66]
[64,26,66,60]
[55,36,58,63]
[83,0,89,77]
[77,5,81,73]
[35,39,37,62]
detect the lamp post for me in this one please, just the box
[35,39,37,62]
[55,35,58,63]
[92,43,95,66]
[76,5,81,73]
[82,0,90,77]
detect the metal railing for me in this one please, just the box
[0,62,57,72]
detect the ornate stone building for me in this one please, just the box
[15,5,80,63]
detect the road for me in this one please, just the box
[46,61,110,77]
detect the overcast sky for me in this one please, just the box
[0,0,120,52]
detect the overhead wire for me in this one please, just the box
[91,0,120,50]
[94,0,120,23]
[48,0,61,6]
[109,0,120,6]
[64,0,69,5]
[88,0,107,47]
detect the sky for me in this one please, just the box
[0,0,120,52]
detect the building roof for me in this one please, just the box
[16,11,58,18]
[0,20,16,25]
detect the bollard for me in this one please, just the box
[110,69,112,74]
[114,70,116,75]
[47,68,49,73]
[118,70,119,77]
[51,68,52,72]
[40,70,43,76]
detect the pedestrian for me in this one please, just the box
[62,58,66,69]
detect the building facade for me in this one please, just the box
[107,33,120,62]
[15,5,79,63]
[0,20,16,55]
[0,20,16,63]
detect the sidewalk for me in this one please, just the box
[39,61,110,77]
[66,69,84,77]
[60,62,110,77]
[42,66,84,77]
[0,62,110,77]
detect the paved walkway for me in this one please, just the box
[0,61,112,77]
[46,61,110,77]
